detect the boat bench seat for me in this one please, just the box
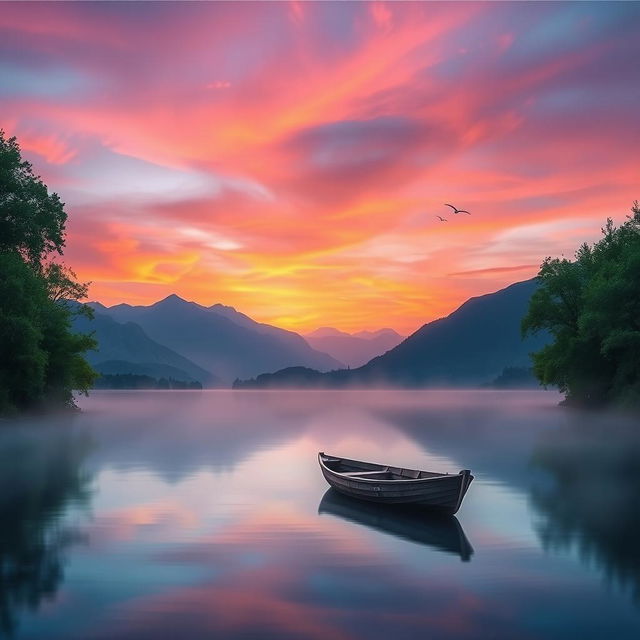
[343,469,389,477]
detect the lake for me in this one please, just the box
[1,390,639,639]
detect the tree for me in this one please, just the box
[0,252,48,410]
[523,202,640,407]
[0,131,67,267]
[43,262,89,304]
[0,131,96,413]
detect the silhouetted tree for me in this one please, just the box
[0,132,66,267]
[523,202,640,406]
[0,131,96,413]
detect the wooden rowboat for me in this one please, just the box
[318,452,473,514]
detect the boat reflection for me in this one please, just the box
[318,488,473,561]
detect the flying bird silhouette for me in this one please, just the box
[444,203,470,215]
[436,215,447,222]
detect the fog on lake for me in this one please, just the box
[1,390,639,639]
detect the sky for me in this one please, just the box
[1,1,639,334]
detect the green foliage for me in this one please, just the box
[0,253,48,409]
[0,131,67,267]
[0,253,97,412]
[43,262,89,304]
[0,131,97,413]
[523,202,640,407]
[40,296,97,406]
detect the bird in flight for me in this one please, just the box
[445,203,470,215]
[436,215,447,222]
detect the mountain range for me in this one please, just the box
[74,279,547,389]
[85,296,344,384]
[304,327,404,368]
[71,308,219,385]
[234,279,549,388]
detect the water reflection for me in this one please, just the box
[2,391,640,639]
[81,391,310,480]
[78,504,477,640]
[0,425,91,636]
[531,414,640,603]
[318,489,473,561]
[375,390,563,490]
[377,394,640,606]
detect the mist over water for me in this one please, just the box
[1,390,639,639]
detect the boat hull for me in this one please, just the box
[318,453,473,514]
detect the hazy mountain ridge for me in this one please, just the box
[73,309,217,385]
[234,366,332,389]
[305,327,405,369]
[92,360,206,383]
[358,279,547,385]
[353,329,402,340]
[235,279,550,388]
[92,295,343,383]
[306,327,350,338]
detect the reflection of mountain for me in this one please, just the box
[319,489,473,561]
[0,427,91,636]
[531,418,640,604]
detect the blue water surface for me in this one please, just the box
[1,390,639,639]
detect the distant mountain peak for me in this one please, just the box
[304,326,405,368]
[95,295,343,383]
[306,327,350,338]
[307,327,403,340]
[154,293,190,306]
[209,302,237,313]
[353,328,403,340]
[87,301,109,312]
[238,278,548,388]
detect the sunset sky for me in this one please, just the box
[1,1,639,334]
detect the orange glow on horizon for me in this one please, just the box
[1,2,638,334]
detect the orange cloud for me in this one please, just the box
[1,2,638,334]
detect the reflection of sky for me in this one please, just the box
[1,2,639,332]
[3,390,640,639]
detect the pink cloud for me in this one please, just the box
[1,1,638,333]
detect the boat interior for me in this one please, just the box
[320,454,448,480]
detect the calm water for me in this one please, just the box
[1,390,639,639]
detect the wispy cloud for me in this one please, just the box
[1,1,638,332]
